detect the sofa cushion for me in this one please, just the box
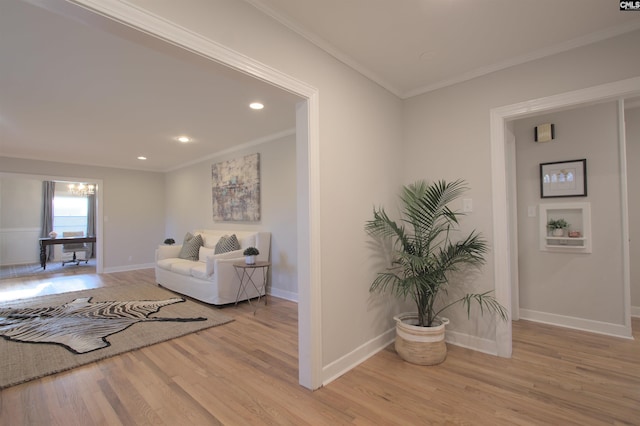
[198,247,216,276]
[171,260,195,276]
[215,234,240,254]
[178,232,203,261]
[157,258,184,271]
[190,263,209,280]
[198,247,215,263]
[157,258,196,275]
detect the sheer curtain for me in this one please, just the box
[40,181,55,260]
[87,191,96,258]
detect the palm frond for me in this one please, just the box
[461,291,509,321]
[365,179,507,327]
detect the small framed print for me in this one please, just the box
[540,159,587,198]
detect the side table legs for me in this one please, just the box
[233,263,270,314]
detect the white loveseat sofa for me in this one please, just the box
[155,230,271,305]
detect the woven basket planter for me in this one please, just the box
[393,312,450,365]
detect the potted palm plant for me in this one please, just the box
[365,179,507,365]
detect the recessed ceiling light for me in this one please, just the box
[249,102,264,110]
[137,156,147,160]
[177,136,191,143]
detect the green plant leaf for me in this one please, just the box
[366,179,507,327]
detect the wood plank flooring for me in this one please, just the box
[0,269,638,425]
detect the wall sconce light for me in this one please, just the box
[535,123,555,143]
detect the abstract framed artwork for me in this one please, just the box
[211,153,260,221]
[540,159,587,198]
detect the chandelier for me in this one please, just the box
[68,183,95,196]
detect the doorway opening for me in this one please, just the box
[62,0,322,389]
[490,76,640,357]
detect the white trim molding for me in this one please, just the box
[322,327,500,387]
[445,330,499,356]
[490,76,640,357]
[322,327,395,387]
[104,263,155,274]
[519,309,633,340]
[268,287,298,303]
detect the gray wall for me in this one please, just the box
[514,102,625,326]
[164,134,298,300]
[403,30,640,339]
[0,157,165,271]
[627,105,640,313]
[0,175,41,265]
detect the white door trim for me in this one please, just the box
[490,76,640,356]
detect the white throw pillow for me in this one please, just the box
[199,247,215,263]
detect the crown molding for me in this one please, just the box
[404,20,640,99]
[244,0,403,98]
[246,1,640,100]
[165,128,296,172]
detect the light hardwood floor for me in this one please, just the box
[0,269,638,425]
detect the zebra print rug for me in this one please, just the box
[0,283,232,389]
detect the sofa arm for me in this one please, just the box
[156,244,182,261]
[213,255,245,288]
[201,249,242,276]
[212,249,243,260]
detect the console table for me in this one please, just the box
[39,236,96,269]
[232,261,270,314]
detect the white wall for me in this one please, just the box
[0,157,165,270]
[0,175,41,265]
[403,30,640,340]
[164,134,298,300]
[514,102,625,326]
[627,106,640,314]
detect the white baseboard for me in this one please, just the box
[631,306,640,318]
[321,326,501,386]
[322,327,395,386]
[0,260,39,267]
[103,263,155,273]
[268,287,298,302]
[321,306,638,385]
[445,330,498,355]
[519,308,633,339]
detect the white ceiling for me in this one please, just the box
[2,0,639,172]
[249,0,640,98]
[0,0,301,172]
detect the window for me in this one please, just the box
[53,195,88,236]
